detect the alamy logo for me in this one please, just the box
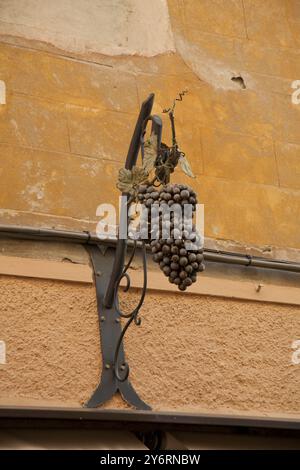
[291,340,300,365]
[95,197,204,251]
[291,80,300,104]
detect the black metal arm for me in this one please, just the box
[85,94,159,410]
[104,94,155,309]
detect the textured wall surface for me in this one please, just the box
[0,0,175,56]
[0,1,299,256]
[0,0,299,418]
[0,275,299,417]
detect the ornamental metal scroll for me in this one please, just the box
[85,94,155,409]
[85,92,204,410]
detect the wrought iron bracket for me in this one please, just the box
[85,94,159,410]
[85,244,150,410]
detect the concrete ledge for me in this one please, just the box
[0,254,299,305]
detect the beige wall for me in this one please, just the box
[0,0,299,417]
[0,274,299,417]
[0,0,175,56]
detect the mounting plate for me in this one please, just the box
[85,245,150,410]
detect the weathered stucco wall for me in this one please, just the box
[0,0,175,57]
[0,274,299,417]
[0,1,299,256]
[0,0,299,418]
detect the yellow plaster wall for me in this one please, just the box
[0,2,299,418]
[0,1,299,252]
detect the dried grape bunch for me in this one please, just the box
[158,183,197,210]
[135,183,205,291]
[135,184,161,241]
[151,238,204,291]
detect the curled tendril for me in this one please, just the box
[162,89,188,114]
[113,241,147,382]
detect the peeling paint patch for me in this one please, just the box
[21,183,45,211]
[212,226,220,236]
[0,209,19,218]
[80,161,98,178]
[0,0,175,57]
[24,160,33,170]
[10,118,23,141]
[175,34,251,91]
[0,80,6,104]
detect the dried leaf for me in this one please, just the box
[116,166,148,194]
[116,168,134,193]
[131,166,148,183]
[143,133,157,174]
[179,155,195,178]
